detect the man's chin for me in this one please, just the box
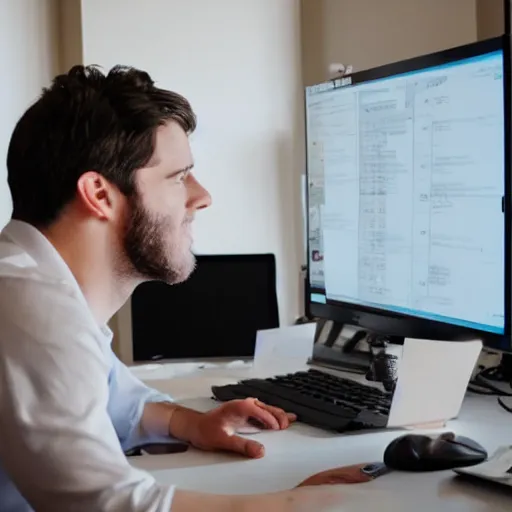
[184,253,197,278]
[167,254,196,285]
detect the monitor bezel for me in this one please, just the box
[304,36,511,351]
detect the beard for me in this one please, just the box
[122,193,195,284]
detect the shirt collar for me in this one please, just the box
[1,219,113,340]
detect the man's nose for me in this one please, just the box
[188,175,212,210]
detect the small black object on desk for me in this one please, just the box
[383,432,487,472]
[125,442,189,457]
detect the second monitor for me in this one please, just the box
[131,254,279,361]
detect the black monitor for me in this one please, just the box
[305,36,512,359]
[131,254,279,361]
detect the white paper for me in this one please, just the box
[254,323,316,366]
[387,338,482,428]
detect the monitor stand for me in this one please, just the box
[308,319,398,374]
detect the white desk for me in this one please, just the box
[129,359,512,511]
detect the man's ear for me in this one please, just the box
[76,172,117,220]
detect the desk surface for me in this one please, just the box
[130,359,512,511]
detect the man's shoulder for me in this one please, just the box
[0,227,39,277]
[0,220,83,310]
[0,273,110,370]
[0,234,100,349]
[0,220,57,284]
[0,227,73,310]
[0,221,109,359]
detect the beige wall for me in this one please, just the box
[301,0,479,85]
[57,0,83,73]
[477,0,505,40]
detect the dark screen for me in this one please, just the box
[131,254,279,361]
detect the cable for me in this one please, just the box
[498,397,512,414]
[467,355,512,414]
[470,371,512,396]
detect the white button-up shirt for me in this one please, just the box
[0,220,176,511]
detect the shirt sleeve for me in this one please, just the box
[0,278,175,512]
[108,351,180,451]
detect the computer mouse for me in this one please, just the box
[383,432,487,472]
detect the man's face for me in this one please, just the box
[122,121,211,284]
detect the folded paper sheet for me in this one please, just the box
[388,338,482,428]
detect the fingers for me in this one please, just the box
[217,433,265,459]
[244,400,281,430]
[222,398,297,430]
[253,400,297,429]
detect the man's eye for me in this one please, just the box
[176,170,190,183]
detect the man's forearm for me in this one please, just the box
[172,488,327,512]
[171,490,240,512]
[141,401,203,441]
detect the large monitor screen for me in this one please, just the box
[306,46,505,335]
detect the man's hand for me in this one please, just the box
[169,398,296,458]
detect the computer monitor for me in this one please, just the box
[305,36,512,356]
[131,254,279,361]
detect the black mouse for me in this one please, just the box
[383,432,487,472]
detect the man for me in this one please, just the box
[0,65,349,511]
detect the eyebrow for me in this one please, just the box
[166,164,194,177]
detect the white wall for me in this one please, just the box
[80,0,305,362]
[0,0,60,229]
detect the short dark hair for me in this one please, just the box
[7,65,196,227]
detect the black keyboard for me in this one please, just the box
[211,369,393,432]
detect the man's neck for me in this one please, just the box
[42,220,135,325]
